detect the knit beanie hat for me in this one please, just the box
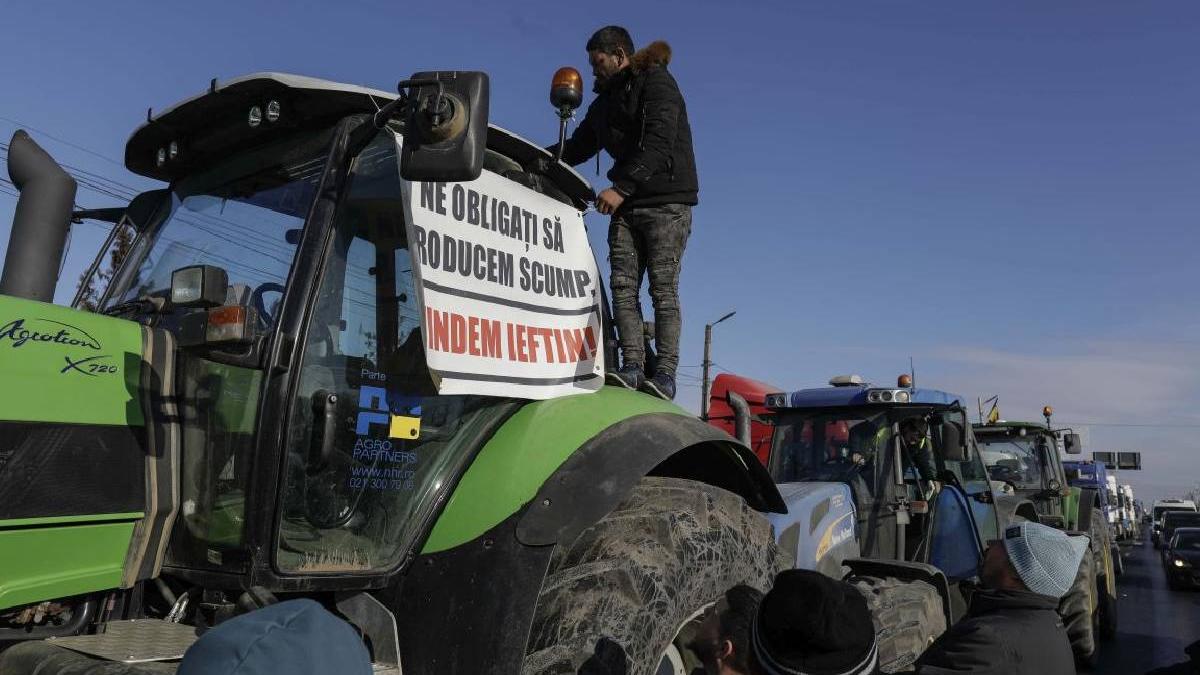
[1002,521,1090,599]
[751,569,879,675]
[178,599,371,675]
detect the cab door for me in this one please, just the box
[269,131,508,581]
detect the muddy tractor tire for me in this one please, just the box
[849,576,947,673]
[1098,577,1119,641]
[1086,510,1119,641]
[521,477,786,675]
[1059,546,1100,668]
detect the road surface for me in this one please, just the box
[1089,535,1200,674]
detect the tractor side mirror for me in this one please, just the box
[1064,433,1082,455]
[400,71,489,182]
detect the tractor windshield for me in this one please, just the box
[770,406,986,488]
[110,129,332,320]
[977,436,1045,490]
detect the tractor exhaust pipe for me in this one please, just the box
[727,390,752,446]
[0,130,77,302]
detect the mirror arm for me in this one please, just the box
[373,79,445,130]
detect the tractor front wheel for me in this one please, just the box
[1059,546,1099,669]
[521,477,786,675]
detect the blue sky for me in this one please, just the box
[1,1,1198,503]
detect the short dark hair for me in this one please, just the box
[717,585,763,674]
[586,26,634,58]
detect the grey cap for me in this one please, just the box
[1003,521,1090,598]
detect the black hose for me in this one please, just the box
[0,597,98,641]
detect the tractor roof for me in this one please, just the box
[771,384,965,410]
[973,421,1055,435]
[124,72,593,205]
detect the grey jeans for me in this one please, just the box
[607,203,692,376]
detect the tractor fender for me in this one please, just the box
[1077,488,1100,534]
[769,481,859,578]
[994,493,1040,526]
[515,412,785,546]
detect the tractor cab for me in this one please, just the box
[97,73,600,587]
[973,420,1076,529]
[760,375,999,584]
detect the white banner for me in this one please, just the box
[396,135,604,399]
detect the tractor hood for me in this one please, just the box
[769,480,858,577]
[0,295,143,426]
[0,295,177,610]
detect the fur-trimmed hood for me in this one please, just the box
[631,40,672,72]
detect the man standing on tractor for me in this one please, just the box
[556,25,699,400]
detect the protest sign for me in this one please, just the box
[396,135,604,399]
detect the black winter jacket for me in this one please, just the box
[559,40,698,208]
[915,589,1074,675]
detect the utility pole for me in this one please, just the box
[701,311,736,420]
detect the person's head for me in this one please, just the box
[178,599,371,675]
[586,26,634,85]
[982,522,1090,598]
[750,570,879,675]
[899,417,928,446]
[691,585,762,675]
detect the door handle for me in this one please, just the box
[308,390,339,474]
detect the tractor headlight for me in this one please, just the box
[867,389,907,403]
[248,105,263,128]
[764,392,789,408]
[266,100,281,123]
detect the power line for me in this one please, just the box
[0,116,126,168]
[1058,421,1200,429]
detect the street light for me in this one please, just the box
[701,310,736,420]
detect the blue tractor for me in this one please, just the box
[717,373,1009,670]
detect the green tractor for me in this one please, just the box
[973,408,1117,667]
[0,72,789,674]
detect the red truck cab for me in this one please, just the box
[707,373,781,466]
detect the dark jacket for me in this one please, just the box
[559,40,698,208]
[915,589,1074,675]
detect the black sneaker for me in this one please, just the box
[606,363,645,390]
[640,372,676,400]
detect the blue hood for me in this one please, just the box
[179,599,371,675]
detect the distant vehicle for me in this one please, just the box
[1159,512,1200,557]
[1119,485,1137,540]
[1163,527,1200,590]
[1152,499,1199,547]
[1105,475,1124,539]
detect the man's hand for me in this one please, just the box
[595,188,625,215]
